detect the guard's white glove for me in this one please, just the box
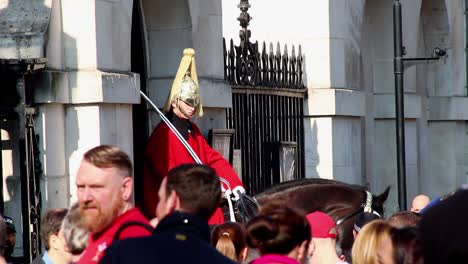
[231,186,246,201]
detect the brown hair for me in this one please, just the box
[62,203,89,255]
[391,227,424,264]
[246,201,310,255]
[388,211,421,228]
[166,164,221,220]
[211,222,247,262]
[40,208,68,250]
[83,145,132,177]
[352,220,394,264]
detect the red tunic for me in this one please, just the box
[77,208,151,264]
[142,117,244,224]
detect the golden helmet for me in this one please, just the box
[164,48,203,116]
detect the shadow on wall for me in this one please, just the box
[305,118,320,179]
[301,50,320,179]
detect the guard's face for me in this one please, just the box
[172,99,196,120]
[76,160,126,233]
[172,76,200,119]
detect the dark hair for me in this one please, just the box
[211,222,247,262]
[354,212,380,232]
[388,211,421,228]
[246,201,310,255]
[83,145,133,177]
[40,208,68,250]
[391,227,424,264]
[62,203,89,255]
[419,189,468,264]
[166,164,221,220]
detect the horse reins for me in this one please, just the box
[335,191,381,225]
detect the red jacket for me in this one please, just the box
[142,115,244,224]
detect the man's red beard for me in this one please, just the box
[80,192,124,234]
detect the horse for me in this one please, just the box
[251,178,390,261]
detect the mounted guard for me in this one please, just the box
[142,48,247,225]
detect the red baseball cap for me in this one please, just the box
[306,211,337,239]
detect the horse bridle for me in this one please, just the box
[335,191,380,225]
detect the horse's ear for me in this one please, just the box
[375,186,390,205]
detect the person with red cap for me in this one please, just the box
[306,211,349,264]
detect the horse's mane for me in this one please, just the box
[256,178,367,196]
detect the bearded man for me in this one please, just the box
[76,145,152,263]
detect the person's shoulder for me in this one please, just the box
[116,209,153,239]
[107,235,155,255]
[124,208,150,221]
[154,120,169,131]
[212,253,238,264]
[148,121,170,138]
[100,237,152,264]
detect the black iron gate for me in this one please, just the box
[223,37,306,195]
[0,59,46,262]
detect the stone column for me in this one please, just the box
[35,0,139,207]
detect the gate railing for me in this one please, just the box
[223,38,305,89]
[223,37,306,194]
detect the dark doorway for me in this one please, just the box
[131,0,148,208]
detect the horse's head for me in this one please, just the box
[371,186,390,217]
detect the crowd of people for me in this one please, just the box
[0,144,466,264]
[1,49,466,264]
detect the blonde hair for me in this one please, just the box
[351,220,394,264]
[211,222,246,262]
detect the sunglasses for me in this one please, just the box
[179,98,200,108]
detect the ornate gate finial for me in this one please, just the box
[237,0,252,46]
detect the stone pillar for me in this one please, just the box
[302,0,368,185]
[35,0,139,208]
